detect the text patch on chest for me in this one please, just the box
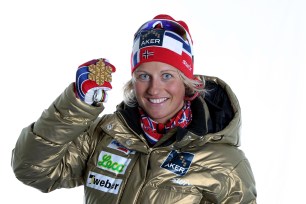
[86,171,122,194]
[161,150,194,176]
[107,139,135,155]
[97,151,131,174]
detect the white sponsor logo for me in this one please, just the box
[86,171,122,194]
[164,163,187,174]
[107,140,135,155]
[97,151,131,174]
[171,178,191,186]
[141,39,161,47]
[182,60,192,71]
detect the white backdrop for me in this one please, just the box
[1,0,305,203]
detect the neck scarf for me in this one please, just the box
[139,101,192,145]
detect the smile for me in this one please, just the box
[148,98,168,104]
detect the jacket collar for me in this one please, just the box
[117,97,207,143]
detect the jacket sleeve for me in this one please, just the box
[199,144,257,204]
[223,159,257,204]
[11,83,104,193]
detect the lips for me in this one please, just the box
[148,98,168,104]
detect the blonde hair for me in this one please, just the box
[122,70,206,107]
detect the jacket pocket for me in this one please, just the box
[139,184,203,204]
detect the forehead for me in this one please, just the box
[136,62,178,73]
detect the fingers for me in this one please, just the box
[75,58,116,105]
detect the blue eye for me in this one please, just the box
[139,74,150,80]
[162,73,173,79]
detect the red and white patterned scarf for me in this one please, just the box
[139,101,192,145]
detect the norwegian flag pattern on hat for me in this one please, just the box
[131,15,194,79]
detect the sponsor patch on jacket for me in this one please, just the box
[161,150,194,176]
[97,151,131,174]
[86,171,122,194]
[107,139,135,155]
[171,178,191,186]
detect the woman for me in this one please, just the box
[12,14,257,203]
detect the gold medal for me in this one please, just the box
[88,59,113,85]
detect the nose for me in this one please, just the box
[147,77,162,95]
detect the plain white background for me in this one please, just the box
[1,0,305,203]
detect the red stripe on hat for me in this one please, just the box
[132,47,193,78]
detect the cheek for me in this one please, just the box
[133,82,144,98]
[169,83,185,98]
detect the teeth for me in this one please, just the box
[149,98,167,104]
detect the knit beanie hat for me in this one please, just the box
[131,14,194,79]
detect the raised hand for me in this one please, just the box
[75,58,116,105]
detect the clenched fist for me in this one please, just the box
[75,58,116,105]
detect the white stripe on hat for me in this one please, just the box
[164,31,193,57]
[132,38,140,54]
[163,35,183,55]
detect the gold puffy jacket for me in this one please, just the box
[12,76,257,203]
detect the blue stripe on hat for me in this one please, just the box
[132,51,139,67]
[165,31,192,54]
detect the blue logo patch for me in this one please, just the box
[161,150,194,176]
[139,29,164,49]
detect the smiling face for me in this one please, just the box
[133,62,185,124]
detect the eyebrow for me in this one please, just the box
[135,69,177,73]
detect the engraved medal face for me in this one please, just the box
[88,59,113,85]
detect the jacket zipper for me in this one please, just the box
[133,147,153,204]
[116,111,152,204]
[116,112,150,147]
